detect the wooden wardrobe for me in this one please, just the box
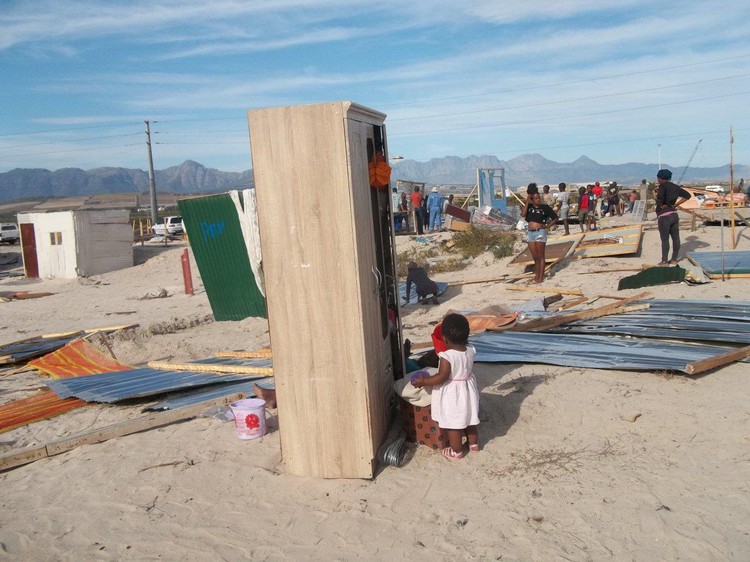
[247,101,403,478]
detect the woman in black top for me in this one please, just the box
[522,192,559,283]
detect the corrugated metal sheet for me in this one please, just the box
[147,376,273,410]
[471,331,736,373]
[45,358,273,403]
[28,339,132,378]
[688,251,750,278]
[0,334,80,366]
[179,193,267,320]
[546,299,750,343]
[0,391,86,434]
[1,338,133,433]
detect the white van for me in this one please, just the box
[0,223,19,244]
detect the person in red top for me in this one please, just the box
[592,182,604,218]
[410,186,425,234]
[577,186,590,232]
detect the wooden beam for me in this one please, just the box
[214,350,273,359]
[0,392,250,472]
[510,291,652,332]
[557,296,589,311]
[685,344,750,375]
[446,274,509,287]
[147,361,273,376]
[504,285,583,296]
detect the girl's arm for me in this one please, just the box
[412,357,451,388]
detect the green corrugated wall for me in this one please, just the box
[179,193,267,320]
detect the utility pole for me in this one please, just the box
[144,120,158,225]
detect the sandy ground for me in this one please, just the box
[1,211,749,561]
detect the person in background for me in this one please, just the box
[526,182,539,196]
[557,182,572,235]
[410,186,425,235]
[522,191,558,284]
[655,168,691,266]
[412,313,480,460]
[592,181,604,218]
[577,186,589,233]
[405,261,440,305]
[443,193,454,214]
[607,182,621,216]
[542,184,555,206]
[586,185,598,230]
[392,187,404,231]
[640,179,649,219]
[427,187,444,232]
[627,190,638,213]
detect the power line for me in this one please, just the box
[0,132,141,151]
[389,73,750,122]
[0,121,143,138]
[0,143,141,161]
[385,52,750,108]
[390,90,750,136]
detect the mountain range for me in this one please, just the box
[0,155,746,204]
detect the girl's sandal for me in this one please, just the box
[442,447,463,460]
[469,444,480,453]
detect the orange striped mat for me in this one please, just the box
[0,340,133,434]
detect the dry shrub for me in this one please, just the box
[451,227,518,259]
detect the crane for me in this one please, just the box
[676,139,702,185]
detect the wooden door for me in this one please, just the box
[20,224,38,278]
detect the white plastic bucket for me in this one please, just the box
[229,398,266,440]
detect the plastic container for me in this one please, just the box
[229,398,266,440]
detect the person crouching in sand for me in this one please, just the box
[405,262,440,305]
[412,313,480,460]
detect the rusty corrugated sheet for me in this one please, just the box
[0,339,131,433]
[29,339,132,379]
[0,391,86,434]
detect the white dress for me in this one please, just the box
[431,346,480,429]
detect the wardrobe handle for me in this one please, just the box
[371,266,380,295]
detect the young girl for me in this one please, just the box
[412,313,480,460]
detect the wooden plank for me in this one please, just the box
[0,446,48,471]
[685,344,750,375]
[580,267,645,274]
[510,291,652,332]
[0,392,249,472]
[505,285,583,296]
[557,296,589,311]
[509,237,582,266]
[446,274,509,287]
[147,361,273,375]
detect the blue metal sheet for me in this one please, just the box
[147,377,274,410]
[471,331,734,373]
[545,299,750,343]
[688,251,750,276]
[0,336,78,365]
[45,358,272,403]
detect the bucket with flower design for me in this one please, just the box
[229,398,266,440]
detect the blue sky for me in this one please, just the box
[1,0,749,174]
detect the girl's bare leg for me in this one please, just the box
[465,425,478,446]
[445,429,463,454]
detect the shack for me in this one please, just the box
[17,210,133,279]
